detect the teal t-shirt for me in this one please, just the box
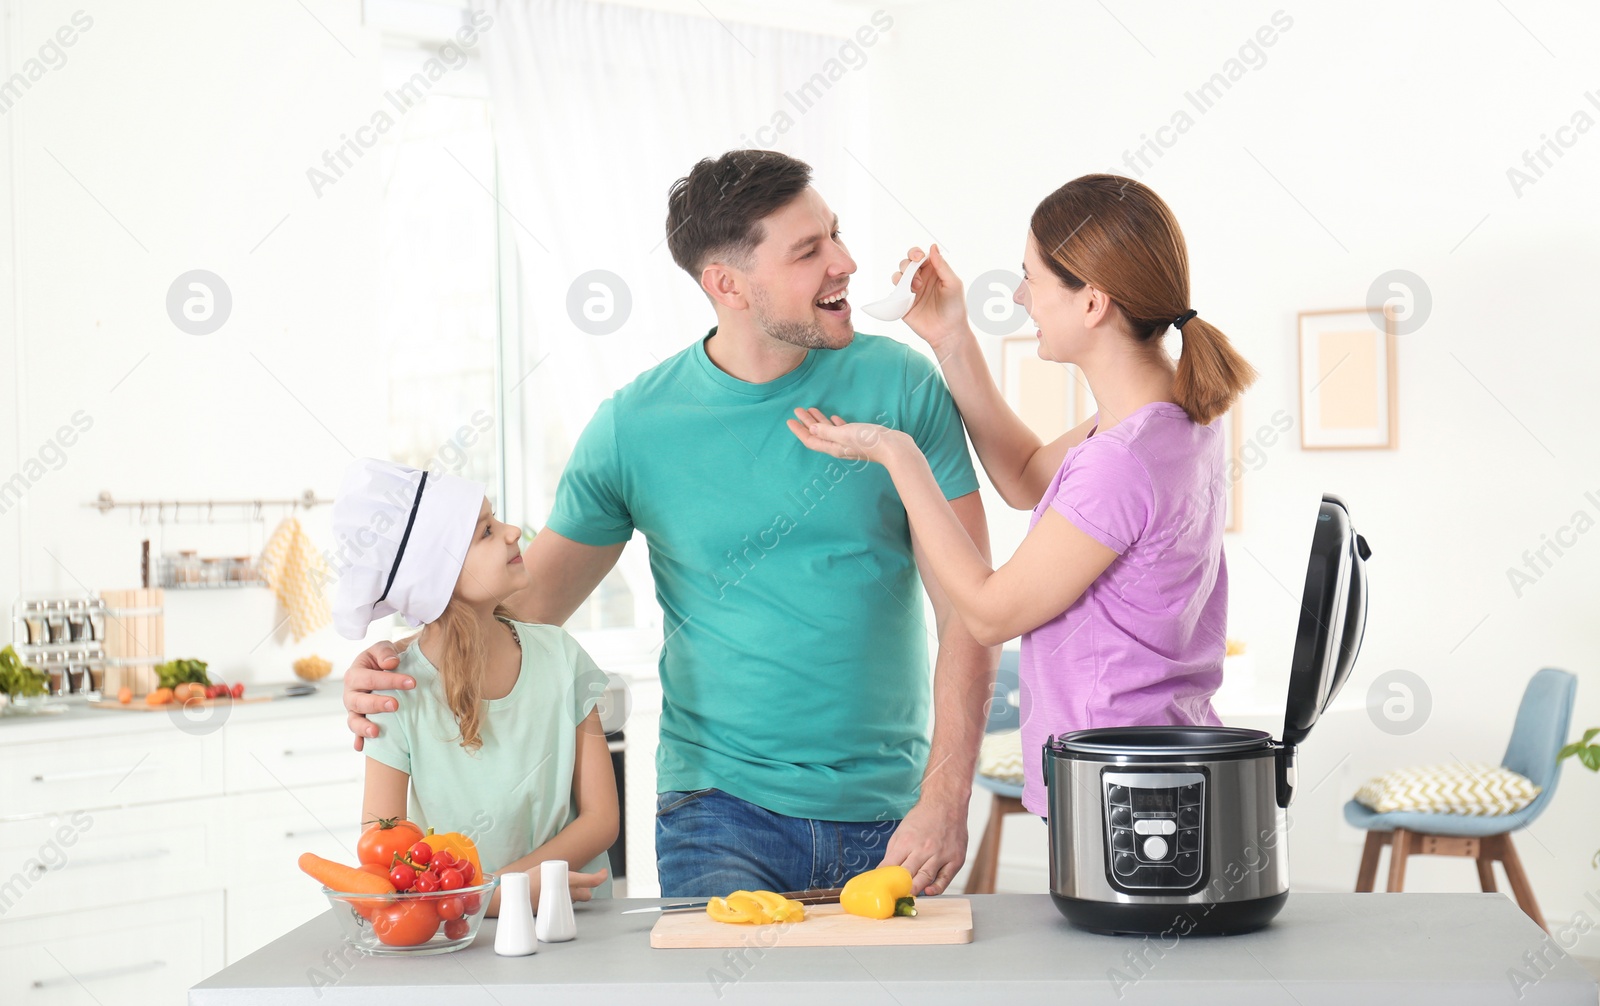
[545,331,979,821]
[365,620,613,896]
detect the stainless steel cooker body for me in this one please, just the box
[1045,726,1291,936]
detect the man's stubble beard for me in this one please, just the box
[751,284,834,350]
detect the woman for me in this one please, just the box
[787,174,1256,817]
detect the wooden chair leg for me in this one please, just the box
[1493,834,1548,933]
[1385,828,1411,892]
[964,794,1006,895]
[1355,831,1388,892]
[1475,856,1497,893]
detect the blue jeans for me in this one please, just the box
[655,788,901,898]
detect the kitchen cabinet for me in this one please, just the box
[0,890,224,1006]
[0,691,361,1006]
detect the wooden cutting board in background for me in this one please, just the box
[88,695,273,711]
[649,898,973,948]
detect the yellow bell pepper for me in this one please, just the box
[706,890,809,925]
[424,829,483,884]
[840,865,917,919]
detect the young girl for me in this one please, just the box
[788,174,1256,818]
[332,458,618,914]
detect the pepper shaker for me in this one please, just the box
[535,860,577,943]
[493,870,537,956]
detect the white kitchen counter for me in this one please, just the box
[0,684,348,748]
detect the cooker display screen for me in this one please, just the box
[1132,789,1175,814]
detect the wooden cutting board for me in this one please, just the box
[89,695,273,711]
[650,898,973,948]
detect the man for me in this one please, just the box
[342,149,997,898]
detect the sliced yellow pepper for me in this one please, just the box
[748,890,789,916]
[840,865,917,920]
[706,896,757,924]
[705,889,809,925]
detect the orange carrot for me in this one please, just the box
[298,852,395,894]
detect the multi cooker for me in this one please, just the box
[1044,494,1371,936]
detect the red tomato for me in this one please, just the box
[409,841,433,867]
[443,918,470,941]
[357,818,424,868]
[372,901,439,947]
[389,863,417,891]
[435,895,466,921]
[463,892,482,915]
[413,871,441,894]
[433,850,456,871]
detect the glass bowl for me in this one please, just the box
[323,874,500,955]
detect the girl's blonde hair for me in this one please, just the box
[395,597,517,751]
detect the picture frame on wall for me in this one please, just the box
[1297,307,1399,450]
[1000,335,1094,442]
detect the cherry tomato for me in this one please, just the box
[413,871,441,894]
[435,895,466,921]
[433,850,456,871]
[389,863,417,891]
[463,892,482,914]
[372,901,439,947]
[409,841,434,867]
[443,918,470,941]
[438,868,464,892]
[231,682,245,699]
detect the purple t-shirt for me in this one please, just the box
[1020,401,1228,815]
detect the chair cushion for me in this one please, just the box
[978,729,1024,785]
[1353,762,1542,816]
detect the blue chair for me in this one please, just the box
[965,650,1024,894]
[1344,667,1576,932]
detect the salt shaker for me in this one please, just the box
[535,860,577,942]
[494,870,538,956]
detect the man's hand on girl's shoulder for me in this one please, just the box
[343,640,415,751]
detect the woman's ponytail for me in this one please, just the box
[1172,316,1257,427]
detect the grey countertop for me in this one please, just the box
[189,892,1597,1005]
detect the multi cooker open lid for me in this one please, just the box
[1281,494,1371,748]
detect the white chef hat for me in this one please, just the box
[330,458,485,639]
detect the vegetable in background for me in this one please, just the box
[0,645,48,698]
[155,658,209,691]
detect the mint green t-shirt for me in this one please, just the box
[364,620,612,895]
[546,331,979,821]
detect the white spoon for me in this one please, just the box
[859,254,927,322]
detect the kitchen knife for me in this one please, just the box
[621,887,844,915]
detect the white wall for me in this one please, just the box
[1,0,400,682]
[861,0,1600,946]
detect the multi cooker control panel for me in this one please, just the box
[1102,770,1204,892]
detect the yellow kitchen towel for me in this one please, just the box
[259,517,332,642]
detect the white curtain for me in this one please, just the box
[480,0,878,633]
